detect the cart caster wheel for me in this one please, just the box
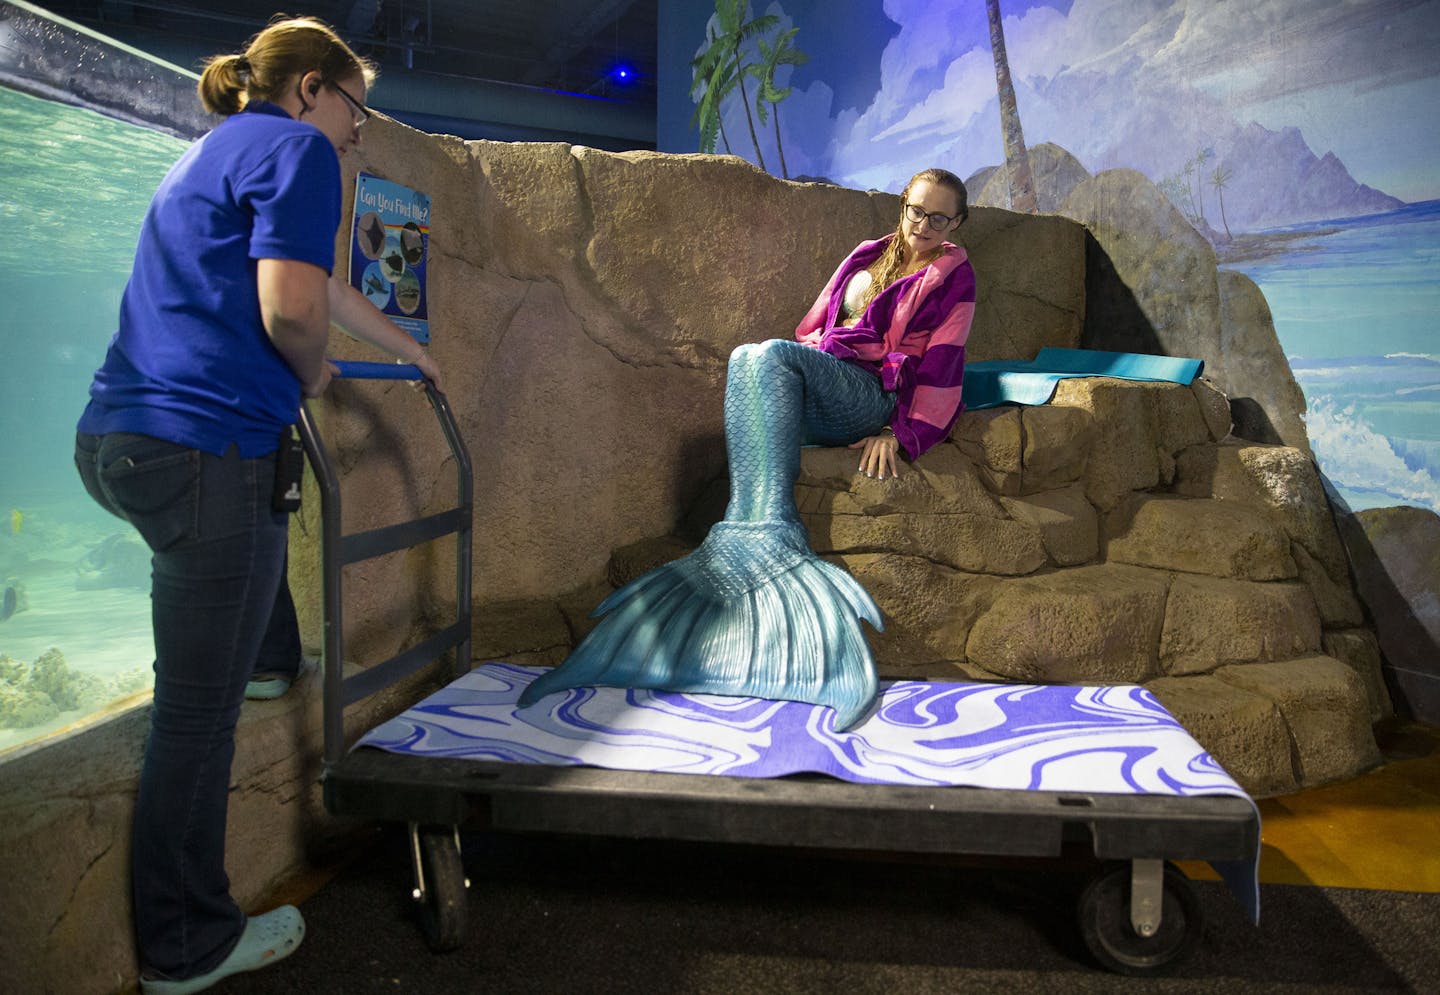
[1078,862,1201,975]
[413,824,469,952]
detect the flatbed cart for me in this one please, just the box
[306,363,1260,977]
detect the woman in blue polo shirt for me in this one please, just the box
[74,17,441,994]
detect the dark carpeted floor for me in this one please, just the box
[238,827,1440,994]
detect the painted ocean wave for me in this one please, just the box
[356,663,1248,797]
[1302,396,1440,513]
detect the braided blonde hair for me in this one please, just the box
[857,168,969,311]
[197,15,377,117]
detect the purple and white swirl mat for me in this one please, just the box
[357,663,1259,917]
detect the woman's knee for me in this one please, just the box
[728,341,758,367]
[729,338,799,372]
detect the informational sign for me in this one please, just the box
[349,172,431,343]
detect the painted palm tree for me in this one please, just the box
[985,0,1037,213]
[1192,148,1213,227]
[695,0,778,172]
[1181,160,1199,220]
[751,26,809,180]
[690,24,738,155]
[1210,163,1234,240]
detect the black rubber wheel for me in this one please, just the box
[1077,862,1202,975]
[416,825,468,952]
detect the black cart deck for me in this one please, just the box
[327,747,1256,863]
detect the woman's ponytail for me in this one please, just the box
[197,53,249,116]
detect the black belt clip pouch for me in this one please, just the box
[272,425,305,513]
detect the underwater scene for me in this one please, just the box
[0,85,190,753]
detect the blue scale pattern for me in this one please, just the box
[519,340,896,729]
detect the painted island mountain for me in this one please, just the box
[968,121,1405,239]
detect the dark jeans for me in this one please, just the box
[75,432,300,979]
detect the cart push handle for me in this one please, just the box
[300,357,474,768]
[332,360,424,381]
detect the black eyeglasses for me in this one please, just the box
[329,80,370,127]
[904,202,957,232]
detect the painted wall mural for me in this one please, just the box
[658,0,1440,514]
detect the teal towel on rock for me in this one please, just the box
[962,348,1205,410]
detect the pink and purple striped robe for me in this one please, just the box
[794,235,976,460]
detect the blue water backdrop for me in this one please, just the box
[0,85,188,749]
[1225,199,1440,514]
[1,86,189,495]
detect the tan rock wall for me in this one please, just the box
[1322,628,1394,724]
[1159,576,1322,675]
[1145,675,1298,797]
[1106,494,1297,581]
[1062,169,1223,370]
[965,563,1169,683]
[1058,168,1309,454]
[313,120,1087,665]
[1216,270,1312,453]
[1339,506,1440,723]
[999,485,1100,566]
[1215,656,1380,784]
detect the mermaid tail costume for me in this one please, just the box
[518,339,896,729]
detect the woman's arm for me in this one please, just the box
[327,277,445,392]
[258,258,333,397]
[885,261,976,460]
[891,298,974,458]
[852,261,976,472]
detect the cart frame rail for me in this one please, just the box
[298,360,474,768]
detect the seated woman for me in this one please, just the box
[521,168,976,729]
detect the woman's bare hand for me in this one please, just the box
[411,349,445,394]
[302,359,340,398]
[849,432,902,480]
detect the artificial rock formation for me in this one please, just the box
[521,378,1382,797]
[973,141,1091,214]
[972,147,1313,456]
[1339,506,1440,723]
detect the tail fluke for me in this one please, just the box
[518,521,881,730]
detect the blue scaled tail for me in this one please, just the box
[519,339,895,730]
[519,520,882,729]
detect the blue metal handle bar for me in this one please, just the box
[333,360,422,380]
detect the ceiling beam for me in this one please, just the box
[519,0,635,86]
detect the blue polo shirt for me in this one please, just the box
[78,101,342,457]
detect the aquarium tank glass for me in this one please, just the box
[0,1,208,755]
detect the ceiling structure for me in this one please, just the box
[38,0,659,145]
